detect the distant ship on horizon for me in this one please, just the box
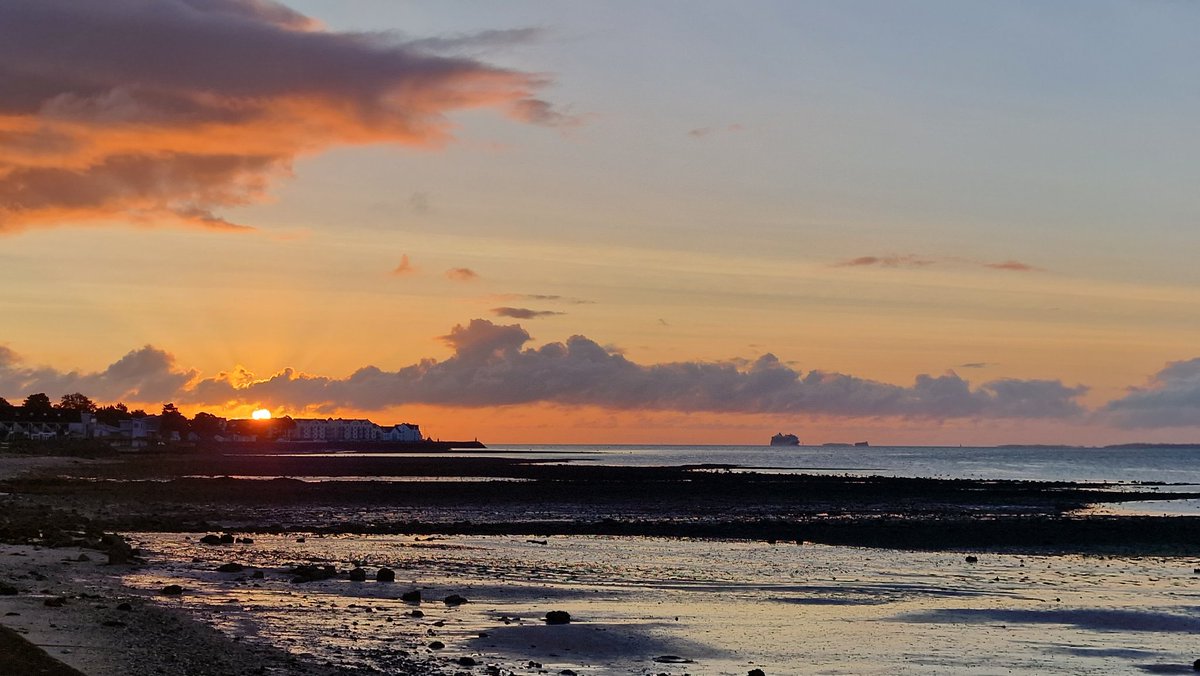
[769,432,800,446]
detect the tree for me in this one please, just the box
[56,392,97,413]
[159,403,189,438]
[22,393,53,413]
[190,412,226,440]
[0,397,13,413]
[95,403,131,427]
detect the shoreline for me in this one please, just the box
[6,451,1200,674]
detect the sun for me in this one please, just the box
[251,409,272,420]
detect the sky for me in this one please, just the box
[3,0,1200,445]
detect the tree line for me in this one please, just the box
[0,392,290,440]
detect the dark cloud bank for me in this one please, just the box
[0,0,567,234]
[0,319,1135,424]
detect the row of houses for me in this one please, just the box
[0,409,424,445]
[287,418,423,442]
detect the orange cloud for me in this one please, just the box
[446,267,479,281]
[985,260,1038,272]
[0,0,570,235]
[392,254,416,276]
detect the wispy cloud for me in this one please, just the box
[835,254,1040,272]
[958,362,993,369]
[391,254,415,276]
[490,307,565,319]
[446,267,479,282]
[836,255,936,268]
[0,0,568,235]
[985,260,1039,272]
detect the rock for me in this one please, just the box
[526,662,542,669]
[219,533,236,544]
[76,553,91,562]
[116,602,132,611]
[288,564,337,583]
[376,567,395,582]
[295,537,306,543]
[199,534,223,545]
[251,570,264,579]
[965,556,978,564]
[428,640,445,650]
[348,568,367,582]
[457,657,477,666]
[103,534,137,564]
[409,610,424,618]
[0,582,17,596]
[217,563,245,573]
[237,537,254,544]
[653,656,694,664]
[1193,658,1200,671]
[43,597,66,607]
[560,670,577,676]
[443,594,468,606]
[545,611,571,625]
[401,590,421,603]
[749,670,766,676]
[160,585,184,595]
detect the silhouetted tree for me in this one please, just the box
[95,403,131,427]
[0,397,13,414]
[22,393,53,414]
[159,403,189,438]
[190,411,226,440]
[56,392,97,413]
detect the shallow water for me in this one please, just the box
[126,533,1200,675]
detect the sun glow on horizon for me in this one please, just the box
[251,409,272,420]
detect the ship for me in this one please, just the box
[770,432,800,446]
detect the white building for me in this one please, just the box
[380,423,422,442]
[0,410,96,441]
[287,418,422,443]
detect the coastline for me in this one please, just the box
[6,450,1200,674]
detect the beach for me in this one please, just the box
[4,448,1200,675]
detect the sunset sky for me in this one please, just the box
[3,0,1200,444]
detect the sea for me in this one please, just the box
[125,444,1200,675]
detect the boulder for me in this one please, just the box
[0,582,17,596]
[102,534,137,565]
[348,568,367,582]
[217,563,245,573]
[43,597,66,607]
[545,611,571,625]
[199,534,223,545]
[160,585,184,595]
[116,602,132,611]
[965,555,978,564]
[375,568,395,583]
[219,533,236,544]
[457,657,477,666]
[443,594,468,606]
[401,590,421,603]
[749,670,766,676]
[428,640,445,650]
[288,564,337,584]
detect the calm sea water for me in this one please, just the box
[436,444,1200,485]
